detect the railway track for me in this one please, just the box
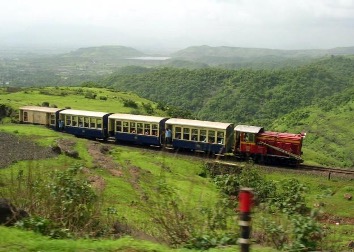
[100,137,354,176]
[208,160,354,176]
[297,164,354,175]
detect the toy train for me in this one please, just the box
[19,106,306,165]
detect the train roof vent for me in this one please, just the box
[234,125,264,134]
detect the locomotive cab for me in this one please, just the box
[234,125,264,159]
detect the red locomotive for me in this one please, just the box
[234,125,305,165]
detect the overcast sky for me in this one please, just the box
[0,0,353,52]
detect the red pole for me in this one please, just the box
[239,188,253,252]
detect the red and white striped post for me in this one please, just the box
[238,188,253,252]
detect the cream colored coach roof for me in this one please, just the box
[166,118,233,130]
[234,125,264,134]
[109,113,168,123]
[20,106,63,113]
[59,109,110,117]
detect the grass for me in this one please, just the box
[0,86,166,116]
[100,146,220,233]
[1,87,353,251]
[1,123,353,250]
[0,226,278,252]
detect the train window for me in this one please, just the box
[116,121,122,132]
[137,123,143,134]
[144,123,151,135]
[248,133,255,142]
[78,117,84,127]
[89,118,96,128]
[130,122,136,133]
[152,124,158,136]
[243,132,250,142]
[123,121,129,132]
[84,117,89,128]
[183,128,190,140]
[208,130,216,143]
[96,119,102,129]
[72,116,78,127]
[23,112,28,122]
[50,114,55,125]
[191,129,198,141]
[66,115,71,126]
[174,126,181,139]
[200,129,207,142]
[217,131,224,144]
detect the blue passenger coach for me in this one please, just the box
[59,109,111,139]
[165,118,234,154]
[108,113,169,146]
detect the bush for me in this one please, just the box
[213,166,276,203]
[15,216,71,239]
[269,178,309,214]
[41,102,50,107]
[1,164,104,237]
[122,99,138,108]
[288,213,323,250]
[84,91,97,99]
[142,102,154,114]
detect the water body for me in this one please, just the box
[126,56,171,60]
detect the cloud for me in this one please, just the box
[0,0,353,50]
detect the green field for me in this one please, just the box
[0,87,353,251]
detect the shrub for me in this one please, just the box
[142,102,154,114]
[269,178,309,214]
[122,99,138,108]
[84,91,97,99]
[288,213,323,250]
[15,216,71,239]
[42,102,50,107]
[1,164,104,237]
[213,166,276,203]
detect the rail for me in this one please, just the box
[298,164,354,175]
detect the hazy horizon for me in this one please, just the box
[1,0,354,54]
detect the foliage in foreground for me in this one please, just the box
[206,166,324,251]
[0,164,113,238]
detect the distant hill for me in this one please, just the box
[2,44,354,88]
[171,45,354,67]
[172,45,354,59]
[64,45,146,59]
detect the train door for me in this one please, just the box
[235,131,241,150]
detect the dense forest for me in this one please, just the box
[101,56,353,126]
[100,56,354,167]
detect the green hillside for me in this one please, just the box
[0,86,167,120]
[101,56,354,167]
[1,87,354,251]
